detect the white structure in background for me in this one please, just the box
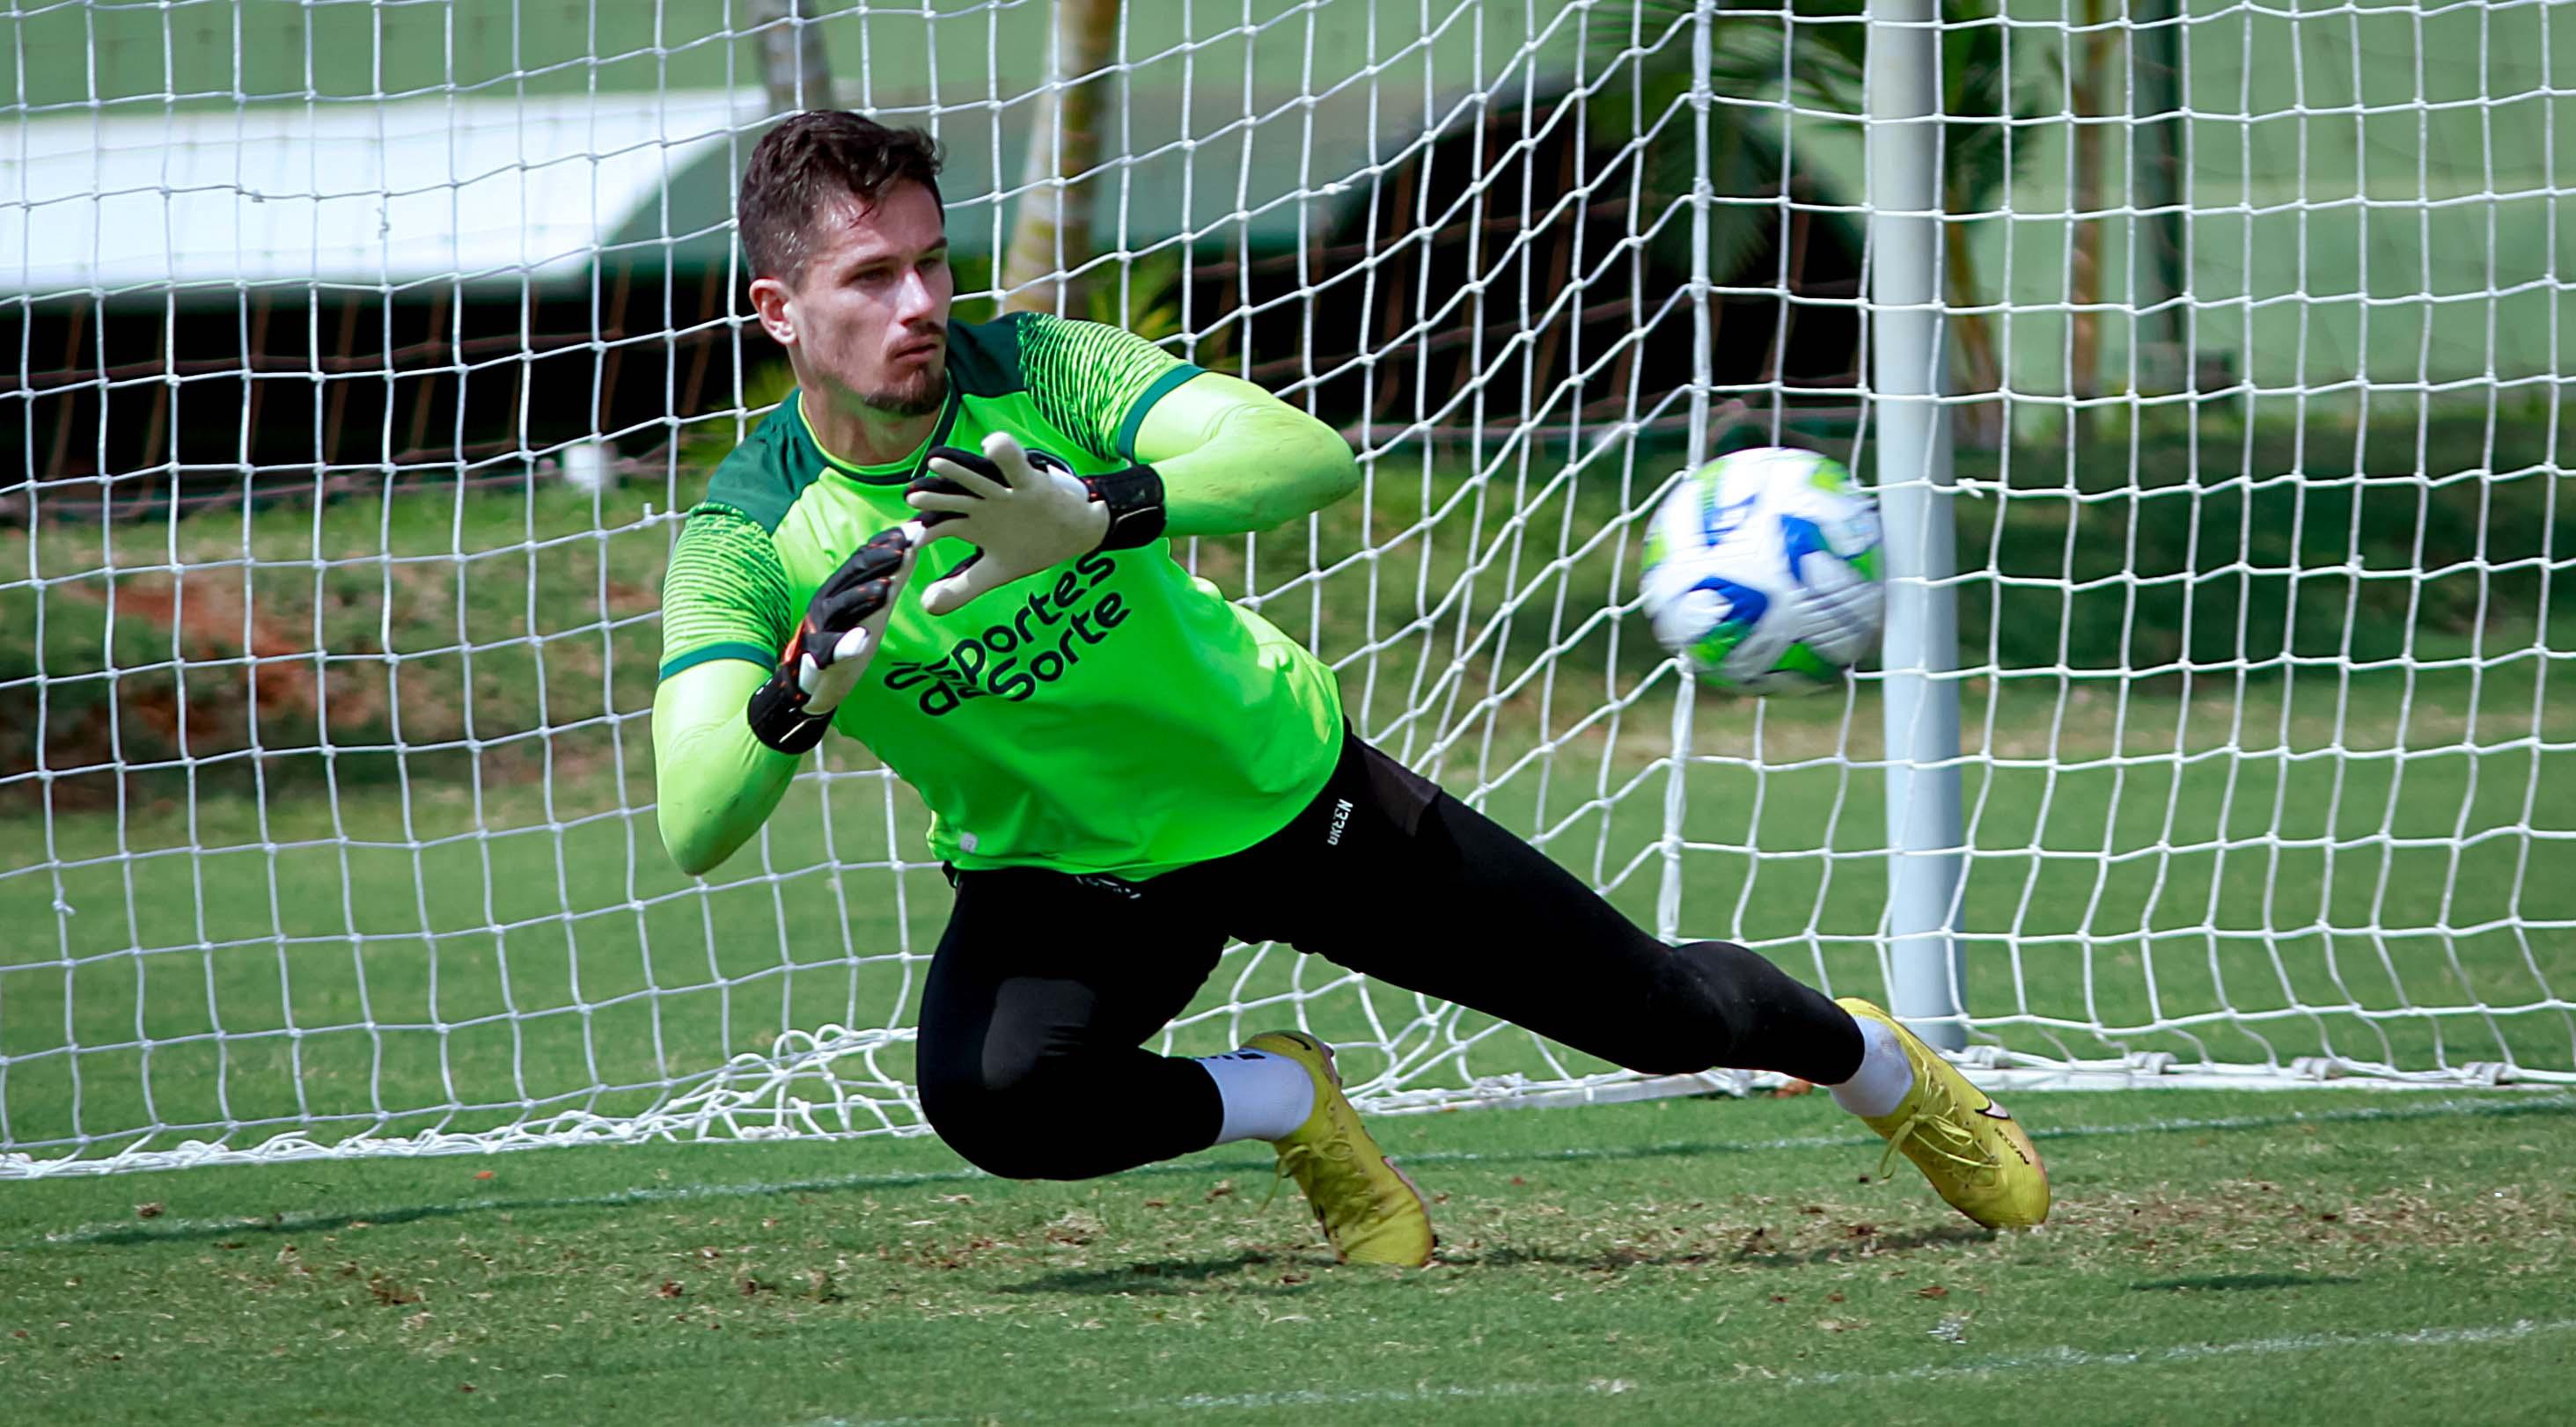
[0,91,760,296]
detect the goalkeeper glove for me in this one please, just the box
[903,430,1165,616]
[745,523,920,754]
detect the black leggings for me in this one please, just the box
[914,728,1864,1181]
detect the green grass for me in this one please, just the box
[2,1089,2572,1423]
[4,643,2570,1160]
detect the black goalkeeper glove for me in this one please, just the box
[745,523,920,754]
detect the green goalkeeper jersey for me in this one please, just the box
[657,311,1345,878]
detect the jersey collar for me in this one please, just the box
[791,384,961,487]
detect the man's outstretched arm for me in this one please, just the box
[901,346,1361,614]
[653,660,799,875]
[654,503,802,875]
[989,316,1359,541]
[652,508,914,874]
[1131,370,1359,539]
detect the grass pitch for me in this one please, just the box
[3,1087,2572,1424]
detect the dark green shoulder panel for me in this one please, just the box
[1015,313,1200,460]
[944,312,1031,397]
[697,399,821,532]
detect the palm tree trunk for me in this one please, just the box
[1946,226,2004,448]
[2068,0,2118,440]
[752,0,833,113]
[1002,0,1124,315]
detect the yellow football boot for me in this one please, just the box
[1837,998,2050,1228]
[1245,1030,1436,1267]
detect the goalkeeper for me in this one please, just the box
[653,113,2048,1266]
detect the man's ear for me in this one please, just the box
[750,275,797,348]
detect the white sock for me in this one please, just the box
[1827,1014,1912,1119]
[1193,1049,1317,1145]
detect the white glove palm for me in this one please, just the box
[904,431,1110,616]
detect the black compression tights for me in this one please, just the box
[914,731,1866,1182]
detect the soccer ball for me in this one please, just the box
[1638,447,1885,694]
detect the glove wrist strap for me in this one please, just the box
[747,662,834,755]
[1083,464,1167,551]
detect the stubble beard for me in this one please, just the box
[860,362,947,419]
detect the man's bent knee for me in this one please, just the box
[918,1073,1096,1181]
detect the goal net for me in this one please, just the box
[3,0,2568,1176]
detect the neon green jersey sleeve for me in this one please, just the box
[654,506,801,874]
[659,503,796,679]
[652,659,797,875]
[1133,370,1361,538]
[953,312,1356,538]
[1009,312,1203,462]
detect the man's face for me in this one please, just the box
[764,179,953,417]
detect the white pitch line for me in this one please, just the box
[804,1317,2576,1423]
[1112,1317,2576,1415]
[1389,1089,2576,1168]
[1772,1316,2576,1389]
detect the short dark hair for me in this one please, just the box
[738,112,944,286]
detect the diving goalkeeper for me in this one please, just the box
[652,113,2048,1266]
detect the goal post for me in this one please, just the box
[2,0,2570,1178]
[1866,0,1972,1053]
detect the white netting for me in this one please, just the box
[2,0,2569,1177]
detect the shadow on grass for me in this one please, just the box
[18,1136,1830,1254]
[1725,1222,1997,1267]
[16,1165,1002,1252]
[1446,1221,1993,1273]
[999,1253,1318,1297]
[2129,1272,2362,1292]
[52,1196,516,1250]
[25,1093,2570,1253]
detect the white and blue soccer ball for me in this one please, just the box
[1639,447,1886,695]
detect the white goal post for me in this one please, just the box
[2,0,2569,1176]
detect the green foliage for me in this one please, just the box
[1087,249,1193,345]
[1587,1,2058,423]
[0,484,671,800]
[1587,0,2057,216]
[1956,406,2576,675]
[1580,4,1831,285]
